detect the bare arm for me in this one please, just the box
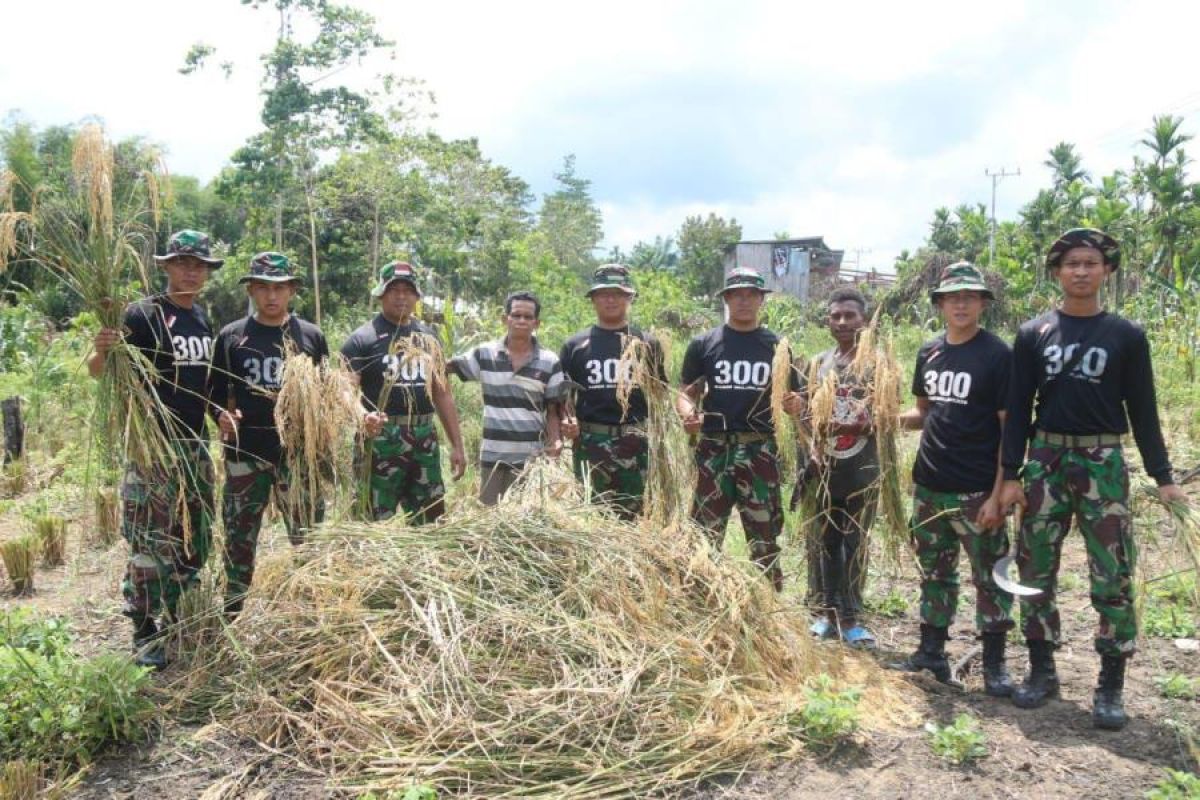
[676,382,704,434]
[899,397,931,431]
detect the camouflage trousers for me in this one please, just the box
[120,442,214,621]
[691,436,784,589]
[572,428,649,520]
[1017,438,1137,657]
[356,421,445,524]
[911,484,1014,633]
[222,457,324,602]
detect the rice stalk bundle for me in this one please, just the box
[169,463,913,798]
[94,487,121,547]
[769,338,805,482]
[33,514,67,567]
[0,126,179,479]
[0,759,41,800]
[275,339,363,526]
[616,331,691,525]
[1136,480,1200,605]
[1,535,37,594]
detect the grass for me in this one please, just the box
[1,535,37,594]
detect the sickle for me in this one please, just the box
[992,506,1042,597]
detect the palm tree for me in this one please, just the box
[1044,142,1090,190]
[1140,114,1192,170]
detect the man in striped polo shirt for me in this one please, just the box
[450,291,567,505]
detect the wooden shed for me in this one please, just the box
[721,237,844,302]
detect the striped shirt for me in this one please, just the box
[450,336,566,466]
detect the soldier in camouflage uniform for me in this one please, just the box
[1000,228,1188,729]
[892,263,1014,693]
[677,268,801,590]
[209,253,329,617]
[89,230,223,669]
[342,262,466,522]
[559,265,666,520]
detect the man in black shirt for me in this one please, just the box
[88,230,221,669]
[803,287,881,647]
[893,263,1014,694]
[677,267,801,590]
[559,265,666,519]
[210,252,328,617]
[341,261,466,522]
[999,228,1187,729]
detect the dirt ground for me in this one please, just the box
[2,490,1197,800]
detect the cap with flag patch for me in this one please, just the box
[930,261,994,302]
[1046,227,1121,271]
[238,251,302,285]
[586,263,636,296]
[718,267,772,297]
[153,230,224,268]
[371,261,421,298]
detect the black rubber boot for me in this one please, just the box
[890,624,952,683]
[131,616,166,671]
[1092,655,1128,730]
[1012,640,1059,708]
[981,632,1014,697]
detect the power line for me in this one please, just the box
[985,167,1020,267]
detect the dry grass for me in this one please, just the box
[0,759,41,800]
[94,487,121,547]
[33,514,67,567]
[167,462,913,798]
[1,535,37,595]
[769,338,803,481]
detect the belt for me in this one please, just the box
[699,431,772,445]
[579,421,646,436]
[384,413,435,427]
[1036,430,1123,448]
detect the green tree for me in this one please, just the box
[537,155,603,278]
[676,213,741,296]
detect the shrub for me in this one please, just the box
[795,675,862,745]
[927,714,988,764]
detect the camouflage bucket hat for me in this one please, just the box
[717,267,772,297]
[586,263,636,296]
[371,261,421,298]
[153,230,224,268]
[1046,227,1121,271]
[930,261,994,302]
[238,251,302,285]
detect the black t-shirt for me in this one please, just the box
[340,314,438,417]
[210,316,328,464]
[559,325,667,425]
[680,325,792,434]
[1002,310,1173,485]
[123,297,214,441]
[911,329,1010,493]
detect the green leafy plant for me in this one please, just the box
[865,588,910,618]
[1155,673,1198,700]
[926,714,988,764]
[794,675,862,745]
[356,787,438,800]
[1145,769,1200,799]
[1142,601,1199,639]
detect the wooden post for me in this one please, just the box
[2,396,24,463]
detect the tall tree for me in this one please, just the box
[676,213,741,296]
[537,155,603,278]
[1044,141,1089,189]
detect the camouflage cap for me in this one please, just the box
[586,263,636,297]
[718,267,772,297]
[153,230,224,268]
[371,261,421,298]
[1046,228,1121,271]
[930,261,994,302]
[238,252,302,285]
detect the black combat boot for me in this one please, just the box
[890,624,953,683]
[131,616,166,671]
[1012,639,1059,708]
[1092,654,1128,730]
[981,631,1014,697]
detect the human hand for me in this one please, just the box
[218,409,242,442]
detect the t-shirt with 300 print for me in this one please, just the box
[210,316,328,464]
[911,329,1010,493]
[123,297,214,441]
[340,315,438,418]
[559,325,666,425]
[681,325,789,434]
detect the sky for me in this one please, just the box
[4,0,1200,273]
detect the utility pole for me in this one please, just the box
[985,167,1020,267]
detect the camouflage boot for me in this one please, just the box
[1093,655,1128,730]
[131,616,166,671]
[1012,640,1059,708]
[981,632,1014,697]
[891,624,952,683]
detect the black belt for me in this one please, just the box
[1035,430,1123,448]
[579,421,645,436]
[699,431,772,445]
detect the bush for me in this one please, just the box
[794,675,862,745]
[0,609,154,765]
[927,714,988,764]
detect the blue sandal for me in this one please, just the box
[841,625,877,649]
[810,618,837,639]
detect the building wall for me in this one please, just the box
[723,243,813,300]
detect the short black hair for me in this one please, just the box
[828,287,868,314]
[505,291,541,318]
